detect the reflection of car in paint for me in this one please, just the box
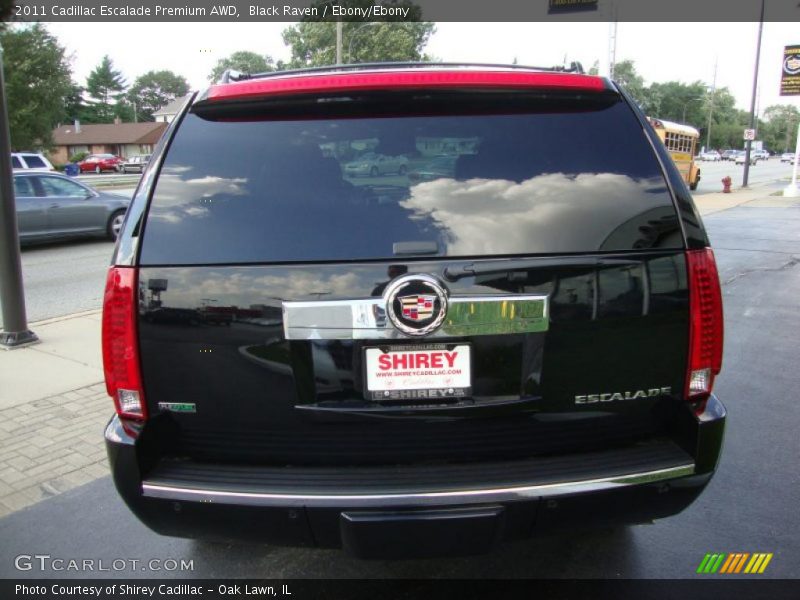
[201,308,233,326]
[408,155,458,183]
[344,152,409,177]
[142,307,200,325]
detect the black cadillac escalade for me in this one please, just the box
[103,63,726,558]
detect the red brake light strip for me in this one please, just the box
[207,70,607,102]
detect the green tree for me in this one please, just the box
[282,1,434,67]
[208,51,279,82]
[702,88,742,149]
[0,24,74,150]
[128,70,189,121]
[611,59,647,106]
[761,104,800,153]
[85,55,127,123]
[647,81,708,127]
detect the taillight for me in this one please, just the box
[685,248,724,401]
[102,267,147,420]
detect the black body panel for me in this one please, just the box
[136,251,688,466]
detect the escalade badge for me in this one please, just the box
[384,274,448,336]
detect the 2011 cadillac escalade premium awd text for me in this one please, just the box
[103,64,725,559]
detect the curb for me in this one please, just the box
[237,344,293,375]
[29,309,102,327]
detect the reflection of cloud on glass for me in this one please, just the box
[162,165,192,174]
[149,173,248,223]
[401,173,667,254]
[185,176,248,198]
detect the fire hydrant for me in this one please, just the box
[722,176,732,193]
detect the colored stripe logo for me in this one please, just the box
[697,553,773,574]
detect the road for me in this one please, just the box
[0,189,135,330]
[1,195,798,579]
[693,158,794,195]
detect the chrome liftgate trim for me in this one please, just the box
[282,294,550,340]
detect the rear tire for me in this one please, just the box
[107,210,126,241]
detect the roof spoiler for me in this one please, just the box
[216,61,586,85]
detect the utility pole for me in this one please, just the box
[706,58,717,151]
[608,21,617,79]
[132,98,137,123]
[0,43,37,348]
[742,0,765,188]
[785,121,800,198]
[336,20,343,65]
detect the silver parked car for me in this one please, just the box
[733,151,758,166]
[344,152,409,177]
[120,154,151,174]
[13,172,130,244]
[697,150,721,162]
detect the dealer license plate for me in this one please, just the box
[364,344,471,401]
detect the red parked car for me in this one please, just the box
[78,154,122,174]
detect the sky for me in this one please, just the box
[44,21,800,114]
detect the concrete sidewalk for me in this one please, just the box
[0,185,792,518]
[0,311,108,517]
[694,183,787,216]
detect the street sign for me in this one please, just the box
[780,45,800,96]
[743,129,756,141]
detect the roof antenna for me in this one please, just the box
[218,69,250,84]
[570,61,585,74]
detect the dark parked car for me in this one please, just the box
[14,172,130,243]
[103,64,726,559]
[120,154,151,174]
[79,153,122,173]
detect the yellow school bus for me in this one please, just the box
[647,117,701,191]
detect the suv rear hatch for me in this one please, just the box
[114,72,720,468]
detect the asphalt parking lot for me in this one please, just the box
[1,193,798,579]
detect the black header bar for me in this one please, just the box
[7,0,800,23]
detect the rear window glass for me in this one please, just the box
[141,97,679,265]
[21,155,47,168]
[11,156,22,169]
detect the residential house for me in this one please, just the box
[152,94,192,123]
[49,120,168,165]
